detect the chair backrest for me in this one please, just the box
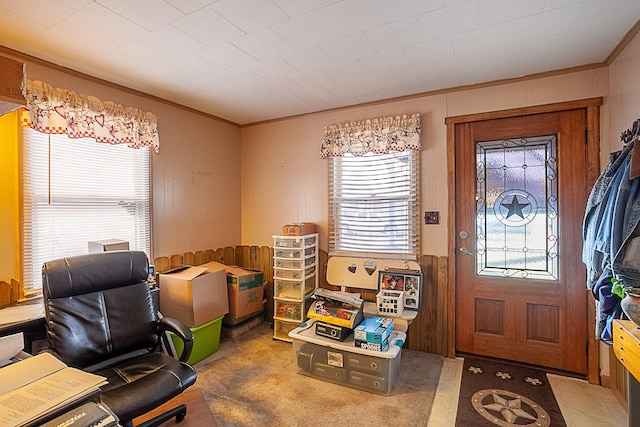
[42,251,159,369]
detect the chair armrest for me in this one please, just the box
[158,317,195,364]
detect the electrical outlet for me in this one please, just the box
[424,211,439,224]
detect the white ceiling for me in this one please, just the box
[1,0,639,126]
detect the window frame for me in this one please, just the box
[328,149,421,260]
[20,128,152,296]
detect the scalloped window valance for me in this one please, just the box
[21,79,159,153]
[320,113,421,158]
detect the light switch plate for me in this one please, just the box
[424,211,439,224]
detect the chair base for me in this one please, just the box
[125,404,187,427]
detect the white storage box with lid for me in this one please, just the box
[289,318,405,395]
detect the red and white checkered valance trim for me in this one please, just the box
[21,80,159,153]
[320,113,421,158]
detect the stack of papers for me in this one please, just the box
[0,333,24,367]
[0,353,107,426]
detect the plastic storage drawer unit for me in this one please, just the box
[273,233,319,342]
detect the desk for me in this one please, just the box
[0,301,46,354]
[613,319,640,427]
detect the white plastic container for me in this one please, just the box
[376,289,404,317]
[289,319,405,395]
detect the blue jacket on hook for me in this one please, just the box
[583,139,640,340]
[582,144,631,288]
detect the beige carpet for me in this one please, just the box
[193,321,444,427]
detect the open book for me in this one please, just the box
[0,353,107,427]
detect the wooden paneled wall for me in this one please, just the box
[155,247,448,355]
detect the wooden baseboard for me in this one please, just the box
[600,374,610,388]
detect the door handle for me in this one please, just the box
[459,247,475,256]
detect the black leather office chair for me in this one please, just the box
[42,250,198,427]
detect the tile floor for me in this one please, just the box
[427,357,628,427]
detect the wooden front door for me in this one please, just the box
[451,106,596,375]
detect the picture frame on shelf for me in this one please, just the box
[378,268,422,311]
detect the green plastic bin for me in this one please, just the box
[170,315,223,365]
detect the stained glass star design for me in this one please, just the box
[501,195,530,219]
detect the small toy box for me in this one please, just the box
[354,316,395,349]
[282,222,317,236]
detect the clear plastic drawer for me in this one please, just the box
[273,318,300,342]
[274,277,316,299]
[273,265,316,280]
[274,255,316,269]
[273,234,317,249]
[274,246,316,259]
[274,298,306,322]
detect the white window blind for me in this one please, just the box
[20,128,151,295]
[328,150,420,260]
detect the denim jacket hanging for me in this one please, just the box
[609,156,640,289]
[582,141,635,288]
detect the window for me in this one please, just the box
[20,128,151,295]
[328,150,420,259]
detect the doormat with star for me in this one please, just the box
[455,356,566,427]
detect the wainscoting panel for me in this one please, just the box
[155,249,448,355]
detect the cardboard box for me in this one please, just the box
[226,266,265,318]
[88,239,129,252]
[158,262,229,327]
[354,338,389,352]
[170,315,223,364]
[282,222,317,236]
[354,316,395,344]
